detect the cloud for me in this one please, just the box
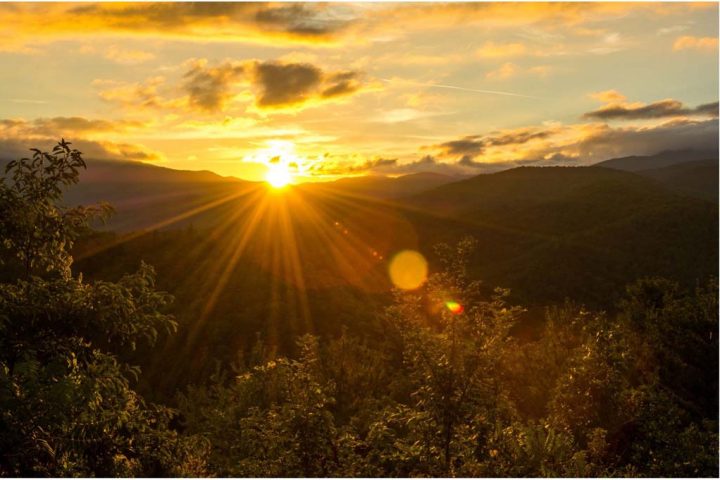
[673,35,718,51]
[0,116,163,164]
[570,118,719,161]
[485,63,519,80]
[254,3,355,36]
[434,135,485,158]
[309,156,398,175]
[431,128,555,160]
[253,61,363,109]
[103,45,155,64]
[422,116,718,170]
[95,76,176,111]
[584,92,719,120]
[182,59,246,112]
[380,155,472,176]
[321,71,362,98]
[0,139,163,163]
[0,2,359,52]
[476,41,527,58]
[0,117,145,136]
[253,61,321,107]
[95,59,367,114]
[589,89,627,103]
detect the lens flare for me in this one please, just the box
[388,250,428,290]
[445,300,464,314]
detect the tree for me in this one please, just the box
[0,141,207,476]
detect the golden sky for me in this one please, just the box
[0,1,717,182]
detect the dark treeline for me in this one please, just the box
[0,142,717,477]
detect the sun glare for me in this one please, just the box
[266,165,292,188]
[254,140,303,188]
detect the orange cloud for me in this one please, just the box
[673,35,719,51]
[0,2,358,51]
[589,90,627,103]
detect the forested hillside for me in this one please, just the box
[637,159,718,201]
[1,142,717,477]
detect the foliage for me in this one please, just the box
[0,142,206,476]
[0,140,112,278]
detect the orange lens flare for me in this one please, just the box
[388,250,428,290]
[445,301,464,314]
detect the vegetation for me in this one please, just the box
[0,142,717,477]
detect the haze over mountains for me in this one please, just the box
[20,148,711,232]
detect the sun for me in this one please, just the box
[265,164,293,188]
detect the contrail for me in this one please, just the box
[380,78,540,99]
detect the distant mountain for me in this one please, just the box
[55,163,460,230]
[404,166,665,219]
[400,166,717,306]
[60,159,254,231]
[301,171,463,199]
[635,159,718,201]
[594,149,717,172]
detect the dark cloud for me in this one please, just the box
[321,71,361,98]
[584,99,719,120]
[252,61,363,109]
[255,3,354,36]
[435,135,485,157]
[310,156,397,175]
[485,129,553,146]
[458,154,482,167]
[376,155,477,176]
[695,101,719,117]
[254,61,323,108]
[182,60,245,112]
[0,117,144,136]
[0,117,161,163]
[433,128,554,159]
[371,157,398,169]
[574,118,719,161]
[0,137,161,163]
[67,2,352,40]
[68,2,258,28]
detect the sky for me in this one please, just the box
[0,1,718,182]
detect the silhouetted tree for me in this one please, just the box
[0,141,207,476]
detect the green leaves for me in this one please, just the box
[0,140,110,279]
[0,141,205,476]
